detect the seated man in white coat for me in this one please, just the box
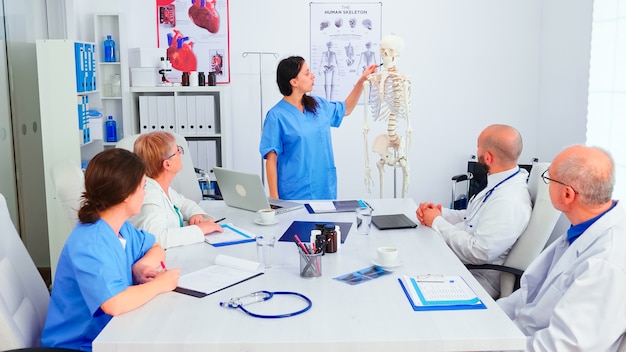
[498,145,626,351]
[416,124,532,298]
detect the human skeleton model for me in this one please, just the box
[320,41,339,100]
[363,34,412,197]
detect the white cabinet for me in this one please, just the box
[35,39,92,279]
[94,13,130,144]
[130,86,232,175]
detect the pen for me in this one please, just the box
[214,217,226,223]
[160,261,167,271]
[363,201,374,211]
[293,234,310,255]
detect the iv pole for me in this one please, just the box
[242,51,279,185]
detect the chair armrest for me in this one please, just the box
[465,263,524,292]
[452,174,469,182]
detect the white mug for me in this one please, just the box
[256,208,276,224]
[377,246,399,266]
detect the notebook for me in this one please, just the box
[371,214,418,230]
[212,167,303,214]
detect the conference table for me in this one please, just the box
[93,198,526,351]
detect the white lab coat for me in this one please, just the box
[498,202,626,351]
[130,177,210,249]
[432,167,532,298]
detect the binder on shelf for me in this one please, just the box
[85,43,94,91]
[196,95,216,135]
[83,43,91,91]
[177,95,188,134]
[186,96,197,136]
[90,43,97,91]
[165,95,176,133]
[138,95,150,133]
[206,139,218,171]
[156,96,168,132]
[147,96,159,132]
[74,42,85,92]
[398,275,486,311]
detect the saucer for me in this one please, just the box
[371,259,403,270]
[254,218,278,226]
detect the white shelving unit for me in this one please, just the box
[35,39,94,279]
[94,13,130,145]
[130,85,232,173]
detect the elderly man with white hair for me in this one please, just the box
[498,145,626,351]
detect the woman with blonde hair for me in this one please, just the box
[131,131,222,248]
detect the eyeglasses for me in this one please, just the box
[165,145,184,160]
[541,169,578,194]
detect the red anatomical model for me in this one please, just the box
[188,0,220,34]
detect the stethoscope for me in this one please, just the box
[219,290,312,318]
[463,168,521,227]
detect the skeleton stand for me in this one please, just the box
[242,51,279,185]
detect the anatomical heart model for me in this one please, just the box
[188,0,220,33]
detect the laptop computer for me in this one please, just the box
[212,167,304,214]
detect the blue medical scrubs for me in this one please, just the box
[260,96,346,200]
[41,219,155,351]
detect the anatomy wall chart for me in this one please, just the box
[156,0,230,83]
[310,2,382,102]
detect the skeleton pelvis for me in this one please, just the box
[372,133,402,160]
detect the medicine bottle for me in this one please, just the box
[198,72,206,86]
[104,35,116,62]
[182,72,190,86]
[208,71,217,86]
[324,224,337,253]
[110,74,121,97]
[105,116,117,142]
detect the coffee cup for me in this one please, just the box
[256,208,276,224]
[376,246,399,266]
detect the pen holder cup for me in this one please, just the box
[299,249,323,278]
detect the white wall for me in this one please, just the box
[74,0,592,205]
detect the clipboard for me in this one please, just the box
[174,255,264,298]
[398,275,486,311]
[304,200,367,213]
[204,223,257,247]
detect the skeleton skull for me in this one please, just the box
[380,34,405,70]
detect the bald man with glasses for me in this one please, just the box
[498,145,626,351]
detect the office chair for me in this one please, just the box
[450,156,538,210]
[465,162,561,298]
[51,160,84,227]
[116,132,203,203]
[0,194,80,352]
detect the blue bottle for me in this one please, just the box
[104,35,116,62]
[106,115,117,142]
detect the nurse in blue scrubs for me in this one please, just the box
[41,149,180,351]
[260,56,377,200]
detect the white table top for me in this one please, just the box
[93,198,525,352]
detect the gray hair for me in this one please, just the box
[555,146,615,206]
